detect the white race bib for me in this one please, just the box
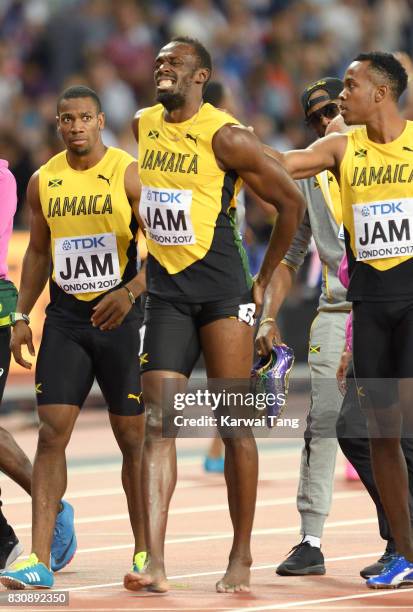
[54,232,121,294]
[353,198,413,261]
[139,186,195,246]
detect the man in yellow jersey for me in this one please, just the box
[0,86,146,590]
[264,51,413,589]
[123,36,305,594]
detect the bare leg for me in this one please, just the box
[109,413,145,555]
[124,371,187,593]
[0,428,32,495]
[201,318,257,593]
[31,405,79,566]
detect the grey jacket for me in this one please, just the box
[282,171,351,312]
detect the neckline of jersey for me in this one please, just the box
[64,146,112,173]
[160,103,206,128]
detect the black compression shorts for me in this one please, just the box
[352,299,413,410]
[35,309,143,416]
[140,291,256,377]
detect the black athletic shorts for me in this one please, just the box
[35,308,144,416]
[352,299,413,410]
[140,291,256,377]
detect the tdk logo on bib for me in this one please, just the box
[362,202,404,216]
[61,236,106,251]
[146,189,182,205]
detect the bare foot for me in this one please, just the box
[124,569,169,593]
[216,558,251,593]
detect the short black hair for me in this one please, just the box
[353,52,408,100]
[171,36,212,81]
[203,81,225,106]
[57,85,102,114]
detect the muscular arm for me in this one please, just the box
[213,125,306,295]
[124,161,146,299]
[264,133,347,181]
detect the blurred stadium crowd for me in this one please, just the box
[1,0,412,317]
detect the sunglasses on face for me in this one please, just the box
[305,102,340,126]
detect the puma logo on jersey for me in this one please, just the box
[97,174,112,186]
[403,146,413,152]
[185,133,198,144]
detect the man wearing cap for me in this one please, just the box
[256,77,354,576]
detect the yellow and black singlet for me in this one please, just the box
[138,102,252,302]
[38,147,139,320]
[340,121,413,300]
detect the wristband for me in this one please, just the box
[122,286,135,305]
[258,317,276,328]
[10,312,30,326]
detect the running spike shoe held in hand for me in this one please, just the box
[251,344,295,427]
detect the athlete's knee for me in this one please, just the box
[222,435,257,455]
[114,423,144,456]
[145,408,164,440]
[37,419,72,452]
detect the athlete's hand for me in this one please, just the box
[336,350,352,396]
[91,288,132,331]
[10,322,35,369]
[255,319,282,357]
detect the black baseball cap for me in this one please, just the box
[301,77,343,115]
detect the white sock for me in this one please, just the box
[303,535,321,548]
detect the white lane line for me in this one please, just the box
[64,551,386,592]
[12,490,368,530]
[231,587,413,611]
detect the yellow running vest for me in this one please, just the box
[138,102,252,301]
[39,147,138,302]
[340,121,413,299]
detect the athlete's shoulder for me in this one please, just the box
[136,104,163,121]
[39,150,67,174]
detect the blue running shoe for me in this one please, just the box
[203,456,225,473]
[366,555,413,589]
[50,500,77,572]
[132,551,147,573]
[0,553,54,589]
[251,344,295,427]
